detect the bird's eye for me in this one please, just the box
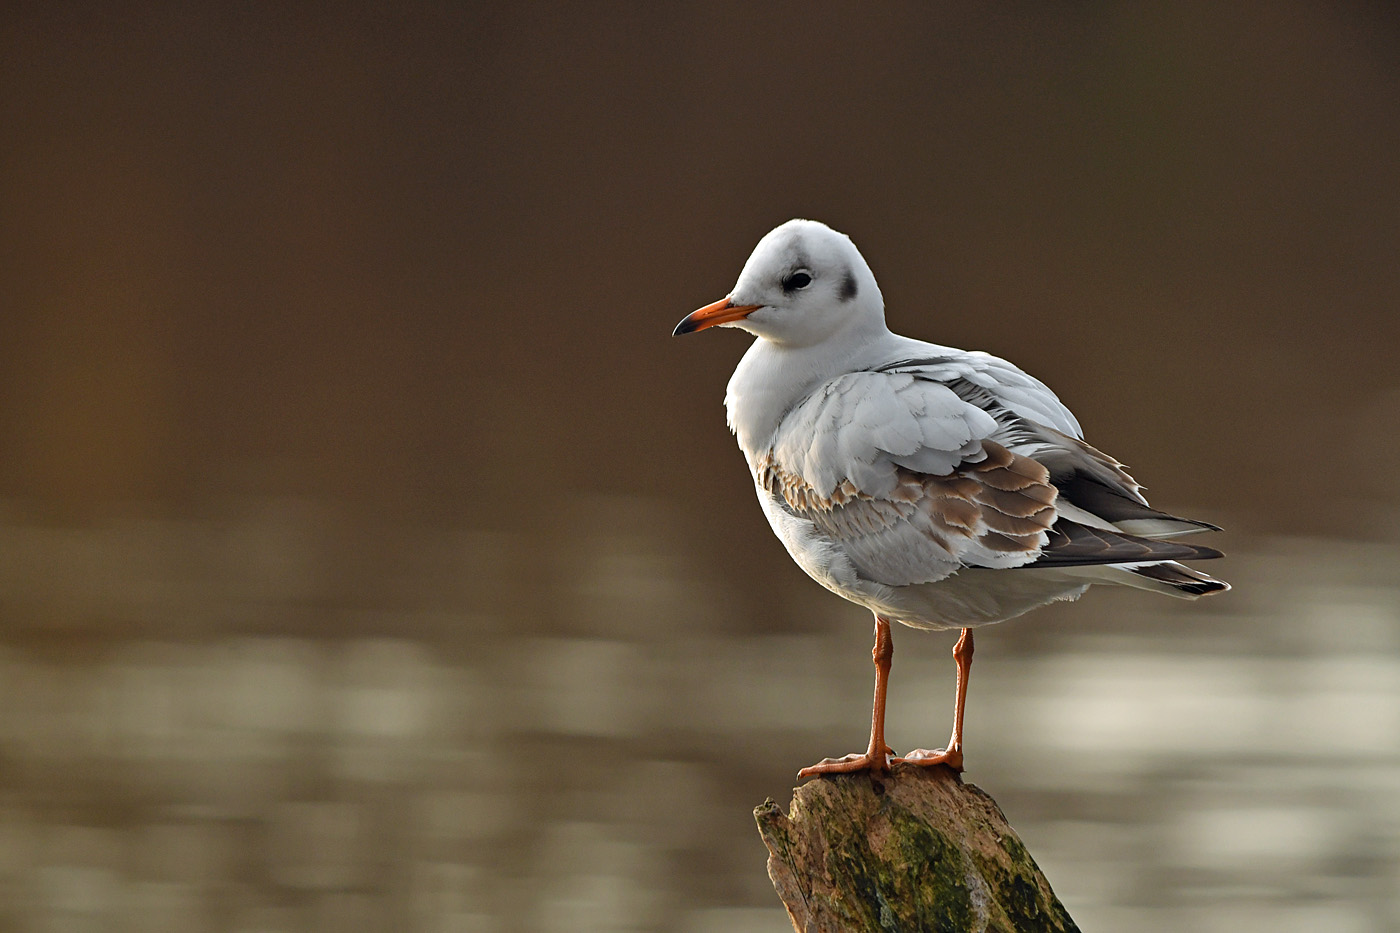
[782,271,813,292]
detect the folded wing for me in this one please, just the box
[759,358,1223,590]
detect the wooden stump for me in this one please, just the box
[754,765,1079,933]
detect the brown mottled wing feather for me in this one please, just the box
[1029,519,1224,567]
[958,441,1057,556]
[759,440,1060,584]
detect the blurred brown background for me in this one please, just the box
[2,3,1400,932]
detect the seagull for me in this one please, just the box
[673,219,1228,779]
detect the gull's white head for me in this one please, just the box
[674,219,885,348]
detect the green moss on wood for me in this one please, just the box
[755,766,1080,933]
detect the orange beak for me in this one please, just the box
[672,297,762,336]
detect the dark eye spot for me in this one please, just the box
[782,271,812,292]
[839,270,858,301]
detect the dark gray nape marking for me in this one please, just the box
[839,269,858,301]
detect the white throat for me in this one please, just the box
[725,317,896,462]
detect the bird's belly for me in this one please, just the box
[876,570,1090,630]
[755,486,1088,630]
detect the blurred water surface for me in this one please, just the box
[2,500,1398,932]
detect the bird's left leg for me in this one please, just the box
[797,614,896,779]
[893,626,973,773]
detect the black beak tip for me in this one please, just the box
[672,317,697,337]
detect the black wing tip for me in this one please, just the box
[1128,562,1230,595]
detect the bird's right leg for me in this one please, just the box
[797,614,895,779]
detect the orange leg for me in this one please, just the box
[893,627,973,773]
[797,615,895,779]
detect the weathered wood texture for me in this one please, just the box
[755,765,1079,933]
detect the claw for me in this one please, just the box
[891,745,963,773]
[797,749,891,779]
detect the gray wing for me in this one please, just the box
[759,439,1060,586]
[760,359,1224,590]
[872,350,1221,539]
[760,371,1061,585]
